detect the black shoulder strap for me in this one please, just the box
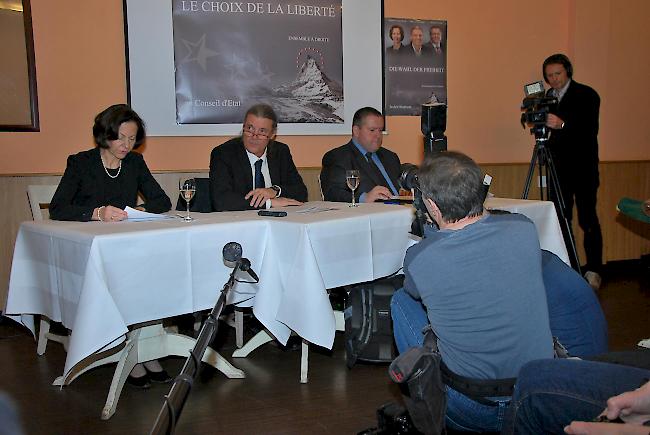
[424,325,517,405]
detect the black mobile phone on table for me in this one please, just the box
[258,210,287,217]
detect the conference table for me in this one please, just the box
[5,201,414,418]
[4,198,567,418]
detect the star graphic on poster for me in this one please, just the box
[179,35,218,71]
[223,52,255,81]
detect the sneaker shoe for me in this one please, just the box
[584,271,602,291]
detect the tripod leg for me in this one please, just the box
[543,149,582,275]
[522,145,540,199]
[537,151,546,201]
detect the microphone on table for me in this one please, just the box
[222,241,243,264]
[222,241,259,283]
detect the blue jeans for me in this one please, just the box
[390,288,509,432]
[541,250,608,357]
[501,358,650,434]
[390,250,609,432]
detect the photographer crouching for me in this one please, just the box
[390,151,555,432]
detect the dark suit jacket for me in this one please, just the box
[546,80,600,173]
[209,137,308,211]
[49,148,172,221]
[320,141,401,203]
[429,42,445,66]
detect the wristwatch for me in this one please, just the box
[271,185,281,198]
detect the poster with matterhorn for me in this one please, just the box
[172,0,343,124]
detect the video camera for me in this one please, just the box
[520,80,557,140]
[399,163,428,237]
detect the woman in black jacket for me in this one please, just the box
[50,104,171,222]
[50,104,172,388]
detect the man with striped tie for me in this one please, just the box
[321,107,402,203]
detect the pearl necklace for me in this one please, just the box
[101,154,122,179]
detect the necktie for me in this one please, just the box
[365,152,386,186]
[254,159,265,189]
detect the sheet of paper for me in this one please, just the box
[124,206,174,221]
[294,205,340,214]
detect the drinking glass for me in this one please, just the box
[346,170,360,207]
[179,178,196,221]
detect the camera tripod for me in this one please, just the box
[522,134,582,275]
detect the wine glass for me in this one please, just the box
[179,178,196,221]
[346,170,360,207]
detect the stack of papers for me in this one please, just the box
[294,205,340,214]
[124,206,174,221]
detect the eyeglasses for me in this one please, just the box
[243,124,273,139]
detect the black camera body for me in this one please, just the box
[521,96,557,124]
[520,81,557,140]
[399,164,429,237]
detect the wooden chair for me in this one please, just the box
[27,184,58,221]
[26,185,70,355]
[318,171,325,200]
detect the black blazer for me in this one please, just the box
[546,80,600,171]
[49,148,172,221]
[320,141,401,203]
[209,137,308,211]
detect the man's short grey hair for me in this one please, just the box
[418,151,484,222]
[244,104,278,130]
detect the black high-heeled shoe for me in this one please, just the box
[146,368,172,383]
[126,373,151,389]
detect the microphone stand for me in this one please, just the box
[150,263,242,435]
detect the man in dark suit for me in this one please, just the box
[209,104,307,211]
[543,53,603,289]
[321,107,401,203]
[428,25,445,66]
[407,25,431,58]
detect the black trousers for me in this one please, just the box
[550,156,603,273]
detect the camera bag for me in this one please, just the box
[388,325,447,435]
[344,274,404,368]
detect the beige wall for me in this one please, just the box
[0,0,649,174]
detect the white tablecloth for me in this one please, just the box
[5,198,567,378]
[5,202,414,377]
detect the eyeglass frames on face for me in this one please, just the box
[243,124,273,139]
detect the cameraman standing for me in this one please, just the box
[543,53,603,289]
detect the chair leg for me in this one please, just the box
[37,316,50,355]
[37,316,70,355]
[235,309,244,348]
[300,339,309,383]
[48,331,70,351]
[193,312,202,332]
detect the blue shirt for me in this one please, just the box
[352,139,399,201]
[404,213,554,379]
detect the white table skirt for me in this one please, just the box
[5,202,414,377]
[5,198,567,379]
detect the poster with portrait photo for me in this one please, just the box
[172,0,343,124]
[384,18,447,116]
